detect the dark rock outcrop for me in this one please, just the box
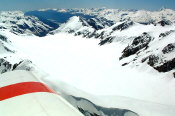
[86,17,114,30]
[112,21,134,31]
[157,19,172,26]
[63,17,114,39]
[159,30,175,38]
[99,36,114,46]
[120,32,152,60]
[146,54,175,72]
[154,58,175,72]
[0,57,33,74]
[0,11,53,37]
[0,35,8,42]
[147,55,160,67]
[162,43,175,54]
[0,58,12,74]
[95,31,105,39]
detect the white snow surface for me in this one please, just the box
[52,16,95,34]
[1,30,175,116]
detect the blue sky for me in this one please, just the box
[0,0,174,11]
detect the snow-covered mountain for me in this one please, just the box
[94,8,175,24]
[1,29,175,116]
[0,11,53,36]
[50,16,114,38]
[0,33,34,74]
[25,9,96,29]
[26,8,175,24]
[49,10,175,75]
[1,8,175,116]
[119,29,175,73]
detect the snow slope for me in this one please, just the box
[0,11,52,36]
[53,15,175,75]
[2,30,174,116]
[50,16,114,38]
[0,31,34,74]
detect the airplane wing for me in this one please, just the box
[0,70,83,116]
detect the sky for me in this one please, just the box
[0,0,174,11]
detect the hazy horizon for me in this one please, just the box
[0,0,174,12]
[0,7,175,12]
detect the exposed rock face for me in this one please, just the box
[0,34,34,74]
[94,31,105,39]
[99,36,114,46]
[0,11,53,37]
[51,16,114,39]
[0,35,8,42]
[120,32,152,60]
[0,58,12,74]
[15,22,51,37]
[147,41,175,73]
[173,72,175,78]
[147,55,160,67]
[159,30,175,38]
[0,37,15,54]
[157,19,172,26]
[0,58,33,74]
[75,30,96,38]
[139,43,175,73]
[86,17,114,30]
[162,43,175,54]
[154,58,175,72]
[119,29,175,73]
[112,21,134,31]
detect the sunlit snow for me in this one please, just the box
[2,31,175,116]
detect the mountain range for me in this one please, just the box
[0,8,175,116]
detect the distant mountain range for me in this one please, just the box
[1,8,175,74]
[0,11,53,36]
[26,8,175,24]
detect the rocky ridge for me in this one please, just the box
[0,11,53,36]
